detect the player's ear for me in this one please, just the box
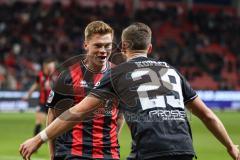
[147,44,152,55]
[83,41,88,51]
[121,41,127,54]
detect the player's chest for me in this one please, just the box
[40,76,51,89]
[71,73,103,92]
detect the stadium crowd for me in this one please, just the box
[0,1,240,90]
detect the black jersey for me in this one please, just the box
[46,60,120,159]
[91,57,197,159]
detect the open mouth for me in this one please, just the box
[97,56,107,61]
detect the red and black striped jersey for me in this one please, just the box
[36,71,52,105]
[46,60,120,160]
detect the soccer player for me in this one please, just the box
[20,23,240,160]
[22,58,56,136]
[46,21,124,160]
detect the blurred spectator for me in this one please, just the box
[0,1,239,90]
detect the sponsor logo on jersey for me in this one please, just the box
[80,80,88,87]
[149,109,186,121]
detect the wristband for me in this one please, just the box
[39,130,48,142]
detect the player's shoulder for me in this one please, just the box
[51,68,75,94]
[56,55,84,75]
[108,61,116,69]
[109,61,128,73]
[52,65,73,88]
[59,58,84,76]
[149,58,179,70]
[132,57,183,76]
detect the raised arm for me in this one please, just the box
[19,95,102,160]
[186,96,239,160]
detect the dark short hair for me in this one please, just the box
[121,22,152,50]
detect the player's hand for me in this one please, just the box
[19,135,43,160]
[227,144,239,160]
[21,95,29,101]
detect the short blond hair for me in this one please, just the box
[84,21,114,41]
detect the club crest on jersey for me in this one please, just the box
[95,81,101,87]
[80,80,88,87]
[47,90,54,103]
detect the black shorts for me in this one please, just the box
[53,156,66,160]
[36,105,48,114]
[144,155,194,160]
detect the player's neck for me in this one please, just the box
[126,52,147,61]
[83,59,107,73]
[43,70,48,76]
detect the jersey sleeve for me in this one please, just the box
[180,74,198,104]
[90,69,118,101]
[45,70,74,110]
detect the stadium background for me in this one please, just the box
[0,0,239,159]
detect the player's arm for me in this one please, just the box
[22,82,39,100]
[186,96,239,160]
[116,111,125,136]
[19,95,102,160]
[20,68,116,160]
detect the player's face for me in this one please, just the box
[43,62,55,75]
[84,33,113,67]
[43,63,48,75]
[47,62,56,74]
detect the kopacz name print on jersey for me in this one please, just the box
[91,57,197,159]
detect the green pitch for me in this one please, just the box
[0,111,239,160]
